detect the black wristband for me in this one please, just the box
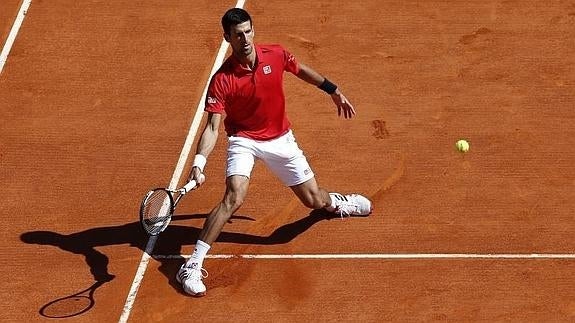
[318,78,338,94]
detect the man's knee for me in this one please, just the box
[223,191,245,211]
[222,175,249,212]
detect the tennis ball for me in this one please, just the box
[455,139,470,152]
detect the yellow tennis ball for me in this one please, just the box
[456,139,470,152]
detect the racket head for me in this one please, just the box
[140,188,175,235]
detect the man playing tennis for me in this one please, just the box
[177,8,373,296]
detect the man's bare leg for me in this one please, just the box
[198,175,250,245]
[177,175,250,296]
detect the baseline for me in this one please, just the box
[155,253,575,259]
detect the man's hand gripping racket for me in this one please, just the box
[139,179,199,236]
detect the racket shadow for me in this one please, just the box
[39,280,106,319]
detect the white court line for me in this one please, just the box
[155,253,575,259]
[0,0,32,75]
[118,1,246,322]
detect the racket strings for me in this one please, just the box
[142,190,172,227]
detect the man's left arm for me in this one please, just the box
[295,63,356,119]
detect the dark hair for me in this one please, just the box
[221,8,252,35]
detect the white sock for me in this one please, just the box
[185,240,210,269]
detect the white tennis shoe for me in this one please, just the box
[176,263,208,297]
[327,193,373,218]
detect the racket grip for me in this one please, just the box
[180,180,197,194]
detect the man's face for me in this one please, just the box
[225,21,254,58]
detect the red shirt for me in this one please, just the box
[205,44,300,140]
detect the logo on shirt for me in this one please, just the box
[263,65,272,75]
[207,96,217,104]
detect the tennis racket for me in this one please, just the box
[40,281,104,318]
[139,180,197,235]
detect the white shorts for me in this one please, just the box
[226,130,314,187]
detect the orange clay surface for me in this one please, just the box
[1,0,575,322]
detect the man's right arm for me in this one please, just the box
[189,112,221,184]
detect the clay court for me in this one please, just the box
[1,0,574,321]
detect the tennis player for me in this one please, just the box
[177,8,373,296]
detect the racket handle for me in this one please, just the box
[180,180,197,194]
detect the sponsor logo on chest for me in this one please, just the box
[262,65,272,75]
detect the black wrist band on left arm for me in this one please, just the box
[318,78,338,94]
